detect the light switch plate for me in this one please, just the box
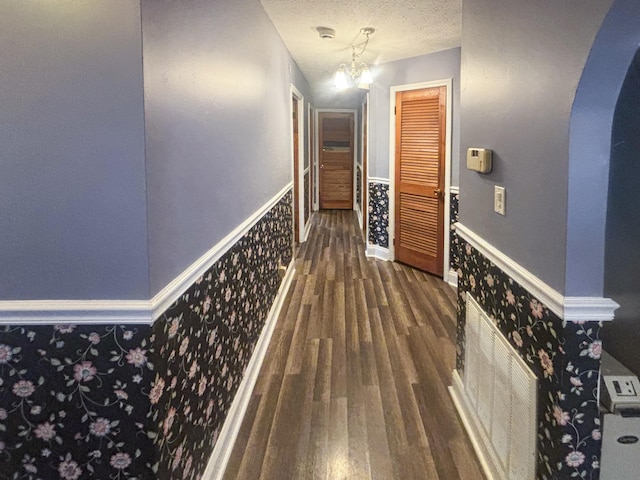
[494,186,506,215]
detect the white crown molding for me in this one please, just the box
[368,177,390,185]
[455,222,618,322]
[0,184,294,325]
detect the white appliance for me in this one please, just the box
[601,413,640,479]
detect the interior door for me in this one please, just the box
[319,112,354,210]
[394,86,446,276]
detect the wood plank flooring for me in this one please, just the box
[223,210,484,480]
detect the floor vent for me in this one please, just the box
[450,292,538,480]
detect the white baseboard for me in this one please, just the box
[449,370,498,480]
[303,218,312,243]
[447,268,458,288]
[365,244,390,261]
[368,176,390,185]
[202,259,296,480]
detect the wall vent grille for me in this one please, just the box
[462,292,538,479]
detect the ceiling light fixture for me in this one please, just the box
[335,27,375,90]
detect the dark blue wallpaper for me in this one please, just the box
[450,190,460,271]
[304,171,310,226]
[0,324,156,479]
[149,190,292,478]
[356,167,362,213]
[368,182,389,248]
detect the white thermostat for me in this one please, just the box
[467,148,493,173]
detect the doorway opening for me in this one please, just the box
[316,109,357,210]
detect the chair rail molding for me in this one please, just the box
[0,183,294,325]
[455,222,619,322]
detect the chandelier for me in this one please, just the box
[335,27,375,90]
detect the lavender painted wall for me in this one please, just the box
[459,0,612,293]
[142,0,311,295]
[368,48,461,183]
[0,1,149,300]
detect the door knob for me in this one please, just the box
[434,188,442,198]
[320,164,324,169]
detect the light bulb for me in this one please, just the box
[360,67,373,85]
[335,69,348,90]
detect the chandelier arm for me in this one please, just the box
[353,33,370,58]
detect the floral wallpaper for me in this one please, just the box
[449,190,460,271]
[356,166,362,213]
[303,171,310,226]
[0,189,293,480]
[0,324,156,479]
[368,182,389,248]
[456,240,603,479]
[148,190,293,479]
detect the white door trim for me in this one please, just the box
[360,93,370,231]
[291,85,306,242]
[388,79,453,277]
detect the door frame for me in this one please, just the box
[291,85,306,242]
[308,103,316,214]
[314,108,358,211]
[358,93,370,230]
[388,79,453,277]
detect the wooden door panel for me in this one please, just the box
[319,112,354,210]
[394,87,446,276]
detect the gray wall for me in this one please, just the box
[458,0,612,293]
[0,0,149,300]
[368,48,461,182]
[603,48,640,376]
[141,0,312,294]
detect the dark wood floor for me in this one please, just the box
[223,210,485,480]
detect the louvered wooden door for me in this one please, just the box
[394,87,446,275]
[319,112,354,209]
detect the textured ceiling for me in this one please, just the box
[260,0,461,108]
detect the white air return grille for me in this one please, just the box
[453,292,538,480]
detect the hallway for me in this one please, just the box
[224,210,484,479]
